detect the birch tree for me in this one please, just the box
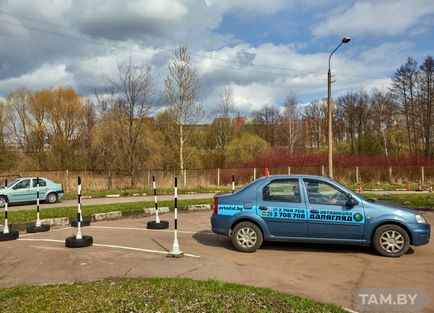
[164,46,203,172]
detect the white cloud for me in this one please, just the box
[0,64,74,94]
[196,41,404,114]
[0,0,423,116]
[313,0,434,38]
[205,0,289,15]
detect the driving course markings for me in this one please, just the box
[17,238,200,258]
[88,225,198,234]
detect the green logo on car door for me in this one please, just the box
[353,213,363,222]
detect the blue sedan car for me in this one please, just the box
[0,177,64,207]
[211,175,430,257]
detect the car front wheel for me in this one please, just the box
[0,196,6,208]
[231,222,263,253]
[46,192,58,204]
[373,224,410,257]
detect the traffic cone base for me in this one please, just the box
[167,238,184,258]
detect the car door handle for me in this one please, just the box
[310,209,319,213]
[258,206,268,211]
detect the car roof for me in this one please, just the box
[14,177,49,180]
[261,174,332,181]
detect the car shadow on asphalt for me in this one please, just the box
[260,242,415,256]
[192,230,415,256]
[192,230,235,250]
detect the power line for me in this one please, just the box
[0,9,324,75]
[0,10,389,83]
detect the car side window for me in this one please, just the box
[263,179,301,203]
[14,179,31,189]
[33,179,46,187]
[304,179,348,206]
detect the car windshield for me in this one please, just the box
[331,180,376,203]
[0,178,20,187]
[359,194,376,203]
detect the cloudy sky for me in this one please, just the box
[0,0,433,113]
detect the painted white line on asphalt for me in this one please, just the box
[88,225,197,234]
[19,227,71,237]
[17,238,200,258]
[92,243,200,258]
[343,307,359,313]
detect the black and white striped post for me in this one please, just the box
[26,177,50,233]
[0,179,19,241]
[65,176,93,248]
[167,177,183,258]
[70,176,91,227]
[232,175,235,193]
[147,175,169,229]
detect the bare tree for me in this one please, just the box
[6,87,30,151]
[207,86,240,167]
[216,86,239,119]
[370,89,398,158]
[392,57,419,153]
[251,104,281,147]
[336,90,370,154]
[97,57,157,186]
[164,46,203,172]
[0,98,9,149]
[281,93,299,152]
[418,55,434,157]
[303,100,327,150]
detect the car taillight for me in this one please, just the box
[213,196,218,214]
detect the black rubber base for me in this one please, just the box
[0,230,19,241]
[70,217,91,227]
[65,235,93,248]
[26,224,51,233]
[147,220,169,229]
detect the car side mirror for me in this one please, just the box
[346,196,358,207]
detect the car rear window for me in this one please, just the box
[33,179,47,187]
[263,179,301,203]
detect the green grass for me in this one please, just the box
[4,191,432,226]
[62,182,434,200]
[0,278,346,313]
[348,182,434,191]
[63,186,232,200]
[3,198,213,225]
[363,193,434,208]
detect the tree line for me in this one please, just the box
[0,48,433,186]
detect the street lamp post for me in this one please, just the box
[327,36,350,179]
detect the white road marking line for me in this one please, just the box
[17,238,200,258]
[88,225,197,234]
[18,238,65,243]
[343,307,359,313]
[19,227,71,237]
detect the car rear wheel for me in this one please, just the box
[0,196,6,208]
[46,192,58,204]
[231,222,263,253]
[373,224,410,257]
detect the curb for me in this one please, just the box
[186,204,211,211]
[1,204,212,231]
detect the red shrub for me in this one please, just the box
[233,150,433,168]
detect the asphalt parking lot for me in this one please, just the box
[1,210,433,312]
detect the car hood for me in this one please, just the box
[371,200,420,215]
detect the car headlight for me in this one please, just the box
[415,214,426,224]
